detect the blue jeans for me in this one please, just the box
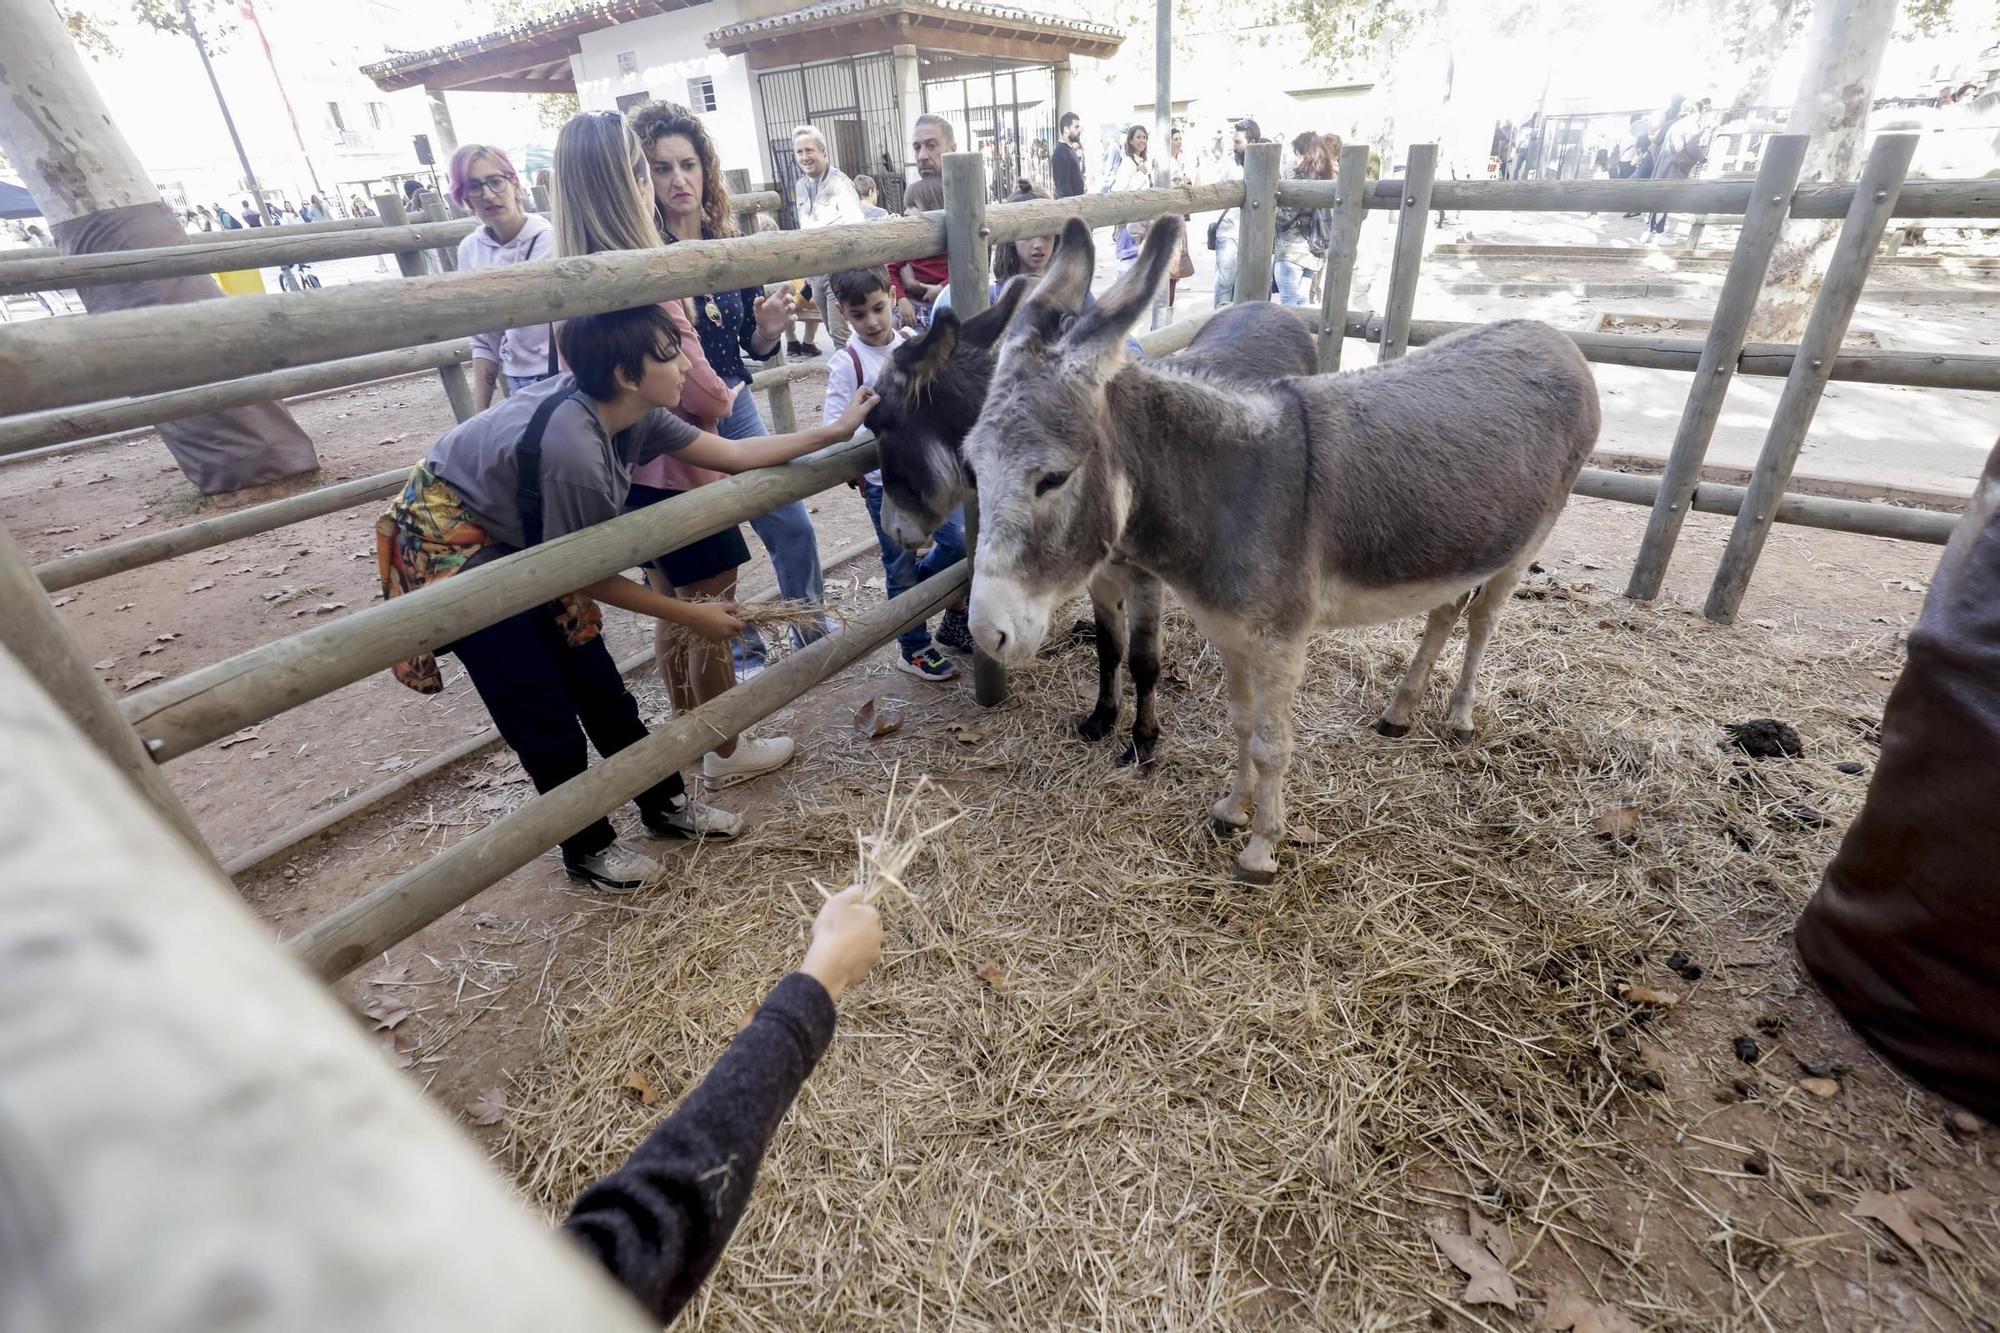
[1213,235,1238,304]
[1273,258,1317,306]
[719,387,827,668]
[505,372,552,393]
[862,479,965,657]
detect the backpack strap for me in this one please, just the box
[844,344,864,384]
[515,387,585,548]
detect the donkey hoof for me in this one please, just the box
[1076,712,1114,743]
[1448,726,1477,747]
[1232,858,1279,886]
[1118,736,1159,768]
[1374,718,1410,738]
[1208,810,1249,837]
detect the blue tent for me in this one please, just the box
[1,179,42,221]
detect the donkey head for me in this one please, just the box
[965,214,1182,665]
[868,280,1030,550]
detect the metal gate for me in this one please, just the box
[757,53,907,225]
[921,62,1056,201]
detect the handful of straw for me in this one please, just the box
[849,767,965,906]
[659,598,843,659]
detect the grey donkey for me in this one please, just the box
[867,286,1316,764]
[963,215,1601,882]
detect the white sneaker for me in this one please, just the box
[702,735,796,789]
[563,840,665,893]
[643,796,745,841]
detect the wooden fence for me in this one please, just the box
[0,141,1990,986]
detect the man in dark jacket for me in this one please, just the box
[1052,112,1086,198]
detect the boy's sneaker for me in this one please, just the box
[642,796,745,841]
[934,607,975,653]
[563,840,664,893]
[895,646,959,681]
[702,735,796,789]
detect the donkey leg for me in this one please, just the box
[1375,600,1462,738]
[1077,575,1127,743]
[1209,646,1257,834]
[1237,643,1309,884]
[1119,574,1165,767]
[1444,558,1532,744]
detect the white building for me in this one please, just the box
[361,0,1124,212]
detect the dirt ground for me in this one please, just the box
[8,373,1996,1329]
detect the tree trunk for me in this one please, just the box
[1724,0,1804,112]
[0,0,318,495]
[1747,0,1899,342]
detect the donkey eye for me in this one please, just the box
[1034,470,1071,498]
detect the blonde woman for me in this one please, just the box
[551,110,794,790]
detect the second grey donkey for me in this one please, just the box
[964,215,1601,883]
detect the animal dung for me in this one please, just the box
[1733,1035,1762,1065]
[1721,718,1803,759]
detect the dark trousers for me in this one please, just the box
[449,602,683,858]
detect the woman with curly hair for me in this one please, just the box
[628,100,830,692]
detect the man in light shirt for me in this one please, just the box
[791,124,867,353]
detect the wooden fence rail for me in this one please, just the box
[120,435,881,762]
[290,561,970,981]
[0,186,1240,417]
[1275,175,2000,218]
[0,193,782,296]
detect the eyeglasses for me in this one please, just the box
[464,175,515,198]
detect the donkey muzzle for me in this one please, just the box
[968,572,1051,665]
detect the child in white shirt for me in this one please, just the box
[822,266,971,681]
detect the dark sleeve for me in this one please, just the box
[563,972,837,1323]
[736,286,776,361]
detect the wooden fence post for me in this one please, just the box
[1232,142,1281,307]
[764,340,798,432]
[1704,133,1919,624]
[0,644,660,1332]
[421,195,457,271]
[1378,143,1437,363]
[944,151,1008,707]
[1315,143,1373,372]
[1625,133,1809,600]
[0,523,216,869]
[379,191,475,422]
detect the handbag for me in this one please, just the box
[1169,235,1196,281]
[1206,217,1222,251]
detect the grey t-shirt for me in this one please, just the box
[424,373,700,548]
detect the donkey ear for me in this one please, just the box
[1027,217,1095,318]
[1069,215,1182,355]
[896,311,959,398]
[960,275,1031,350]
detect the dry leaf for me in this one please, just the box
[138,642,171,656]
[92,657,118,671]
[115,603,135,611]
[375,755,409,772]
[154,632,179,642]
[465,1087,509,1127]
[946,722,984,744]
[1593,805,1641,843]
[1620,984,1681,1008]
[51,594,77,607]
[1799,1076,1840,1099]
[314,601,346,614]
[1854,1187,1964,1255]
[121,516,150,529]
[622,1070,661,1106]
[1469,1212,1518,1268]
[41,525,80,535]
[363,998,412,1031]
[1428,1222,1519,1310]
[366,963,414,986]
[122,671,164,691]
[186,579,217,593]
[217,728,262,749]
[854,698,904,739]
[974,961,1008,991]
[376,1026,419,1068]
[1544,1290,1642,1333]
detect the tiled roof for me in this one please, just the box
[362,1,703,79]
[707,0,1120,45]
